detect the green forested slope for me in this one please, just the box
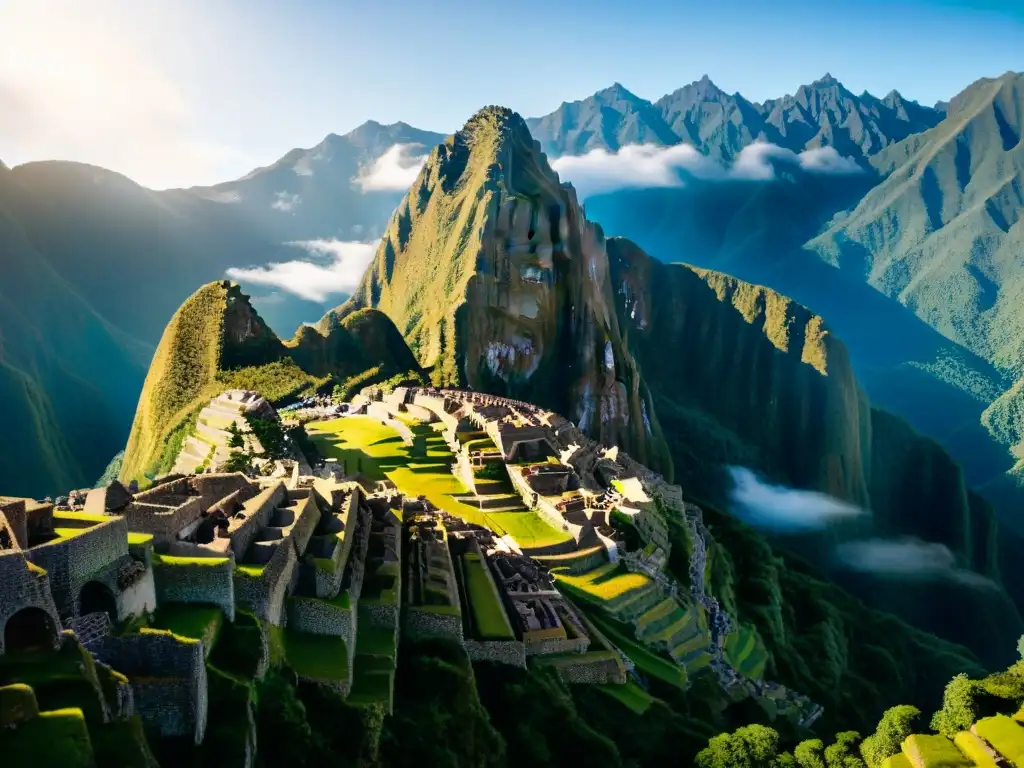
[320,105,1023,668]
[0,164,150,496]
[120,282,421,485]
[808,71,1024,460]
[328,106,673,473]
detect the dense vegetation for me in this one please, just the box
[695,649,1024,767]
[120,283,423,485]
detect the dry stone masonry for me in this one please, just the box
[0,383,819,758]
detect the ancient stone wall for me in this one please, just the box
[190,473,255,510]
[464,639,526,667]
[26,517,129,619]
[403,608,463,641]
[287,495,321,557]
[229,485,286,560]
[287,594,356,681]
[96,630,208,744]
[359,599,399,633]
[524,636,590,656]
[412,393,461,433]
[123,499,203,541]
[117,565,157,620]
[546,655,626,684]
[286,596,355,641]
[153,558,235,621]
[0,498,28,549]
[234,542,297,625]
[0,552,62,655]
[453,452,478,495]
[309,490,359,599]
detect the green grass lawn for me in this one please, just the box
[282,629,349,682]
[954,731,1001,767]
[596,681,656,714]
[150,604,224,649]
[309,416,570,549]
[723,625,768,680]
[153,553,229,567]
[52,512,110,523]
[902,733,972,766]
[554,562,652,602]
[462,553,515,640]
[974,715,1024,763]
[126,532,153,547]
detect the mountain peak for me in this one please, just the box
[692,74,723,96]
[594,81,643,103]
[814,72,839,85]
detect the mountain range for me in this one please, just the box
[6,68,1024,760]
[315,104,1024,667]
[553,71,1024,509]
[525,74,945,162]
[2,69,1023,536]
[0,121,442,495]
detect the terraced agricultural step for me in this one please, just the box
[195,421,231,443]
[533,545,608,573]
[205,401,247,419]
[645,612,697,647]
[455,494,528,512]
[180,437,211,462]
[636,599,685,639]
[520,538,579,557]
[608,583,663,621]
[670,644,712,672]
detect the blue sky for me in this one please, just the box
[1,0,1020,188]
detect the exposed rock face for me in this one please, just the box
[605,238,1023,664]
[332,107,672,474]
[607,237,871,505]
[320,106,1023,664]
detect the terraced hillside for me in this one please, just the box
[120,282,421,485]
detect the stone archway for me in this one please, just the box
[78,581,117,622]
[4,607,58,653]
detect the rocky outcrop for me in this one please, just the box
[329,107,672,475]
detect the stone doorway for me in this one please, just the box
[4,607,58,653]
[78,581,117,622]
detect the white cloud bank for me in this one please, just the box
[226,239,377,302]
[354,143,429,192]
[551,141,862,196]
[727,466,867,533]
[836,538,999,590]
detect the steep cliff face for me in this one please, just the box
[333,107,671,472]
[606,239,1022,662]
[609,236,872,505]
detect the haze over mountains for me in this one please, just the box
[1,68,1023,536]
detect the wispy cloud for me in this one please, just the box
[226,239,376,302]
[835,538,999,590]
[551,141,862,195]
[271,191,301,212]
[353,143,428,192]
[727,466,867,533]
[797,146,862,174]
